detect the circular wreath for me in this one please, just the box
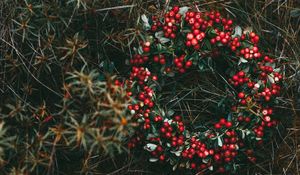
[125,6,283,174]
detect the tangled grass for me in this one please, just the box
[0,0,299,174]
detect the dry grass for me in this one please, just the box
[0,0,299,174]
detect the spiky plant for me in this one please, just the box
[0,68,133,174]
[59,68,134,155]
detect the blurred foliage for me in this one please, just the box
[0,68,134,174]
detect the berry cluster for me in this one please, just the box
[184,11,206,30]
[142,41,151,53]
[130,54,149,65]
[229,37,241,51]
[238,92,252,105]
[214,130,239,164]
[245,149,256,162]
[186,30,206,50]
[129,67,151,84]
[239,46,262,59]
[182,137,213,169]
[153,54,166,65]
[214,118,233,129]
[237,115,251,123]
[127,133,143,149]
[262,55,275,63]
[163,6,181,38]
[151,145,165,161]
[259,84,281,101]
[249,32,260,44]
[173,54,193,73]
[210,31,232,46]
[274,72,283,82]
[151,15,162,32]
[229,71,249,87]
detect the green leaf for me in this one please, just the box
[267,75,275,84]
[144,143,157,151]
[227,113,232,121]
[179,7,189,15]
[171,150,182,156]
[141,14,151,30]
[155,31,170,44]
[241,130,245,139]
[149,158,159,162]
[166,72,175,77]
[173,164,178,171]
[238,57,248,65]
[207,26,217,36]
[232,26,242,38]
[218,136,223,147]
[167,109,175,117]
[203,39,212,50]
[156,44,162,52]
[159,37,171,44]
[198,60,205,70]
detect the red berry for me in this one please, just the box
[238,92,245,99]
[220,118,226,125]
[187,33,194,40]
[152,75,158,81]
[250,32,256,38]
[191,38,198,46]
[233,75,239,81]
[225,122,232,128]
[218,167,225,173]
[159,155,165,161]
[214,123,222,129]
[159,58,166,64]
[143,46,150,52]
[238,71,245,77]
[245,117,251,123]
[185,60,192,68]
[190,162,196,169]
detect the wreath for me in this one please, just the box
[124,6,283,174]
